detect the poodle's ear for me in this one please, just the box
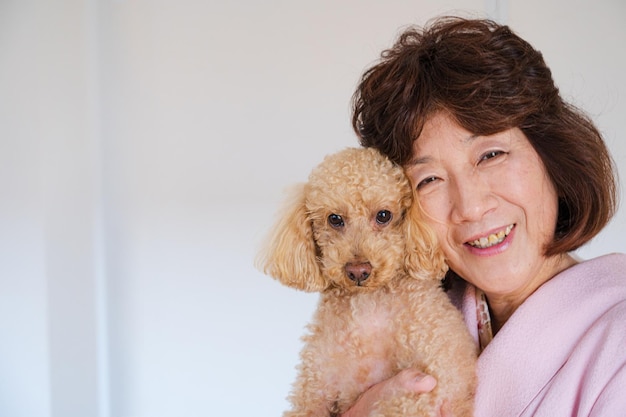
[404,197,448,281]
[255,184,327,292]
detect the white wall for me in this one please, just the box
[1,1,101,416]
[1,1,624,416]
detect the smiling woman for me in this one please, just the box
[406,114,572,332]
[342,16,626,417]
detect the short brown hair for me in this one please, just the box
[352,16,617,255]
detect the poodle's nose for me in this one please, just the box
[345,262,372,285]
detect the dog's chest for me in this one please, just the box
[308,290,411,389]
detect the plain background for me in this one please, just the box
[1,0,625,416]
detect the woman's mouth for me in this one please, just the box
[467,224,515,249]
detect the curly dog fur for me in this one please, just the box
[257,147,477,416]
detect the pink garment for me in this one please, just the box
[449,253,626,416]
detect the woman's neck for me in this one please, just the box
[485,253,578,334]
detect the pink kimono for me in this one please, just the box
[449,253,626,416]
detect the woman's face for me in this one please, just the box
[405,112,562,302]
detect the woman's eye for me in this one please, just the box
[375,210,392,225]
[417,176,439,189]
[480,150,505,162]
[328,213,344,228]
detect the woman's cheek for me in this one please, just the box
[418,189,449,226]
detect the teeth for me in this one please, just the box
[469,225,514,249]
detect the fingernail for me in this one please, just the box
[414,374,437,391]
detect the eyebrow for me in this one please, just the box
[407,134,480,167]
[407,156,432,167]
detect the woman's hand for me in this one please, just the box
[341,368,447,417]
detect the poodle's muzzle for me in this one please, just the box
[345,261,372,286]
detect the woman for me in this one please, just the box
[345,17,625,416]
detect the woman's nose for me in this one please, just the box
[449,176,496,223]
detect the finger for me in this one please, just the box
[396,369,438,393]
[341,370,438,417]
[440,399,453,417]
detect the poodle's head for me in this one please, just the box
[257,147,447,293]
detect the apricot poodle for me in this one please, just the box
[257,147,477,417]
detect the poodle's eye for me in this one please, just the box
[375,210,392,225]
[328,214,344,228]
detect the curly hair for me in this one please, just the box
[352,17,617,255]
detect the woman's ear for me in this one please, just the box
[255,184,327,292]
[404,195,449,281]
